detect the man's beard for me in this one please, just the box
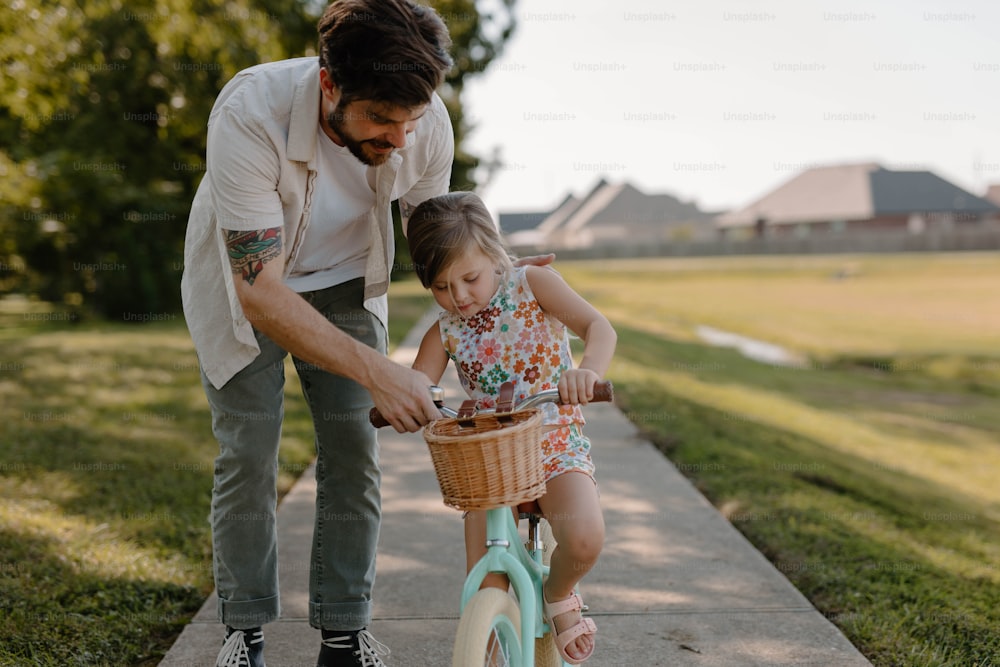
[326,104,394,167]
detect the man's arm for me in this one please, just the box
[224,226,442,433]
[399,200,416,235]
[225,228,282,285]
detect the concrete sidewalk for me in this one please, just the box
[160,312,872,666]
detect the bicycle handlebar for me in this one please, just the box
[369,380,614,429]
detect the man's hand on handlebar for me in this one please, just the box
[368,363,443,433]
[370,379,613,429]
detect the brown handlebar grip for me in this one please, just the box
[369,407,391,429]
[592,380,614,403]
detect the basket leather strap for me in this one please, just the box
[496,381,516,425]
[457,399,478,427]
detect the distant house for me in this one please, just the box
[500,179,715,250]
[716,162,1000,238]
[497,210,550,237]
[985,184,1000,207]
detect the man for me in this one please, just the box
[181,2,455,665]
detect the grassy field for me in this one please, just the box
[557,252,1000,666]
[0,293,429,666]
[382,280,435,346]
[1,253,997,665]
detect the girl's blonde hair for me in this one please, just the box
[406,191,516,288]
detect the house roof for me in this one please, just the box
[560,182,628,234]
[870,169,1000,214]
[588,183,713,229]
[716,162,1000,228]
[504,194,580,247]
[535,191,587,235]
[981,184,1000,207]
[497,210,549,234]
[716,163,877,227]
[535,179,713,236]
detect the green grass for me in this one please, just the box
[385,278,435,349]
[559,252,1000,361]
[3,256,997,665]
[0,293,429,666]
[559,253,1000,666]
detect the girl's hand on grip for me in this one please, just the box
[557,368,601,405]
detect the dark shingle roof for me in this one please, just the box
[870,169,999,214]
[593,183,712,228]
[497,211,549,234]
[540,180,712,236]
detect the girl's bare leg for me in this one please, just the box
[537,471,605,661]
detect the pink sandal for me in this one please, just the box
[543,591,597,664]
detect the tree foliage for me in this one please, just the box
[0,0,517,317]
[0,0,315,317]
[393,0,516,276]
[435,0,516,192]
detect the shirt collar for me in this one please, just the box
[287,59,321,164]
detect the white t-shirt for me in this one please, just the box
[284,128,376,292]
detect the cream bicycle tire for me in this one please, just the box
[534,633,562,667]
[453,588,523,667]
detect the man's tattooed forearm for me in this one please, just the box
[225,228,282,286]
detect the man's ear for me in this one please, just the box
[319,68,340,105]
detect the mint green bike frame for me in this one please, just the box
[459,507,552,666]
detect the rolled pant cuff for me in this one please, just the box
[218,594,280,629]
[309,601,372,631]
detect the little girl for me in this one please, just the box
[406,191,617,664]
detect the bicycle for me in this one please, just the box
[371,379,613,666]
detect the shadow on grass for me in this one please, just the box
[0,319,318,664]
[2,323,317,532]
[0,527,204,666]
[614,322,999,435]
[609,324,1000,666]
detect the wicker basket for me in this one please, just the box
[423,409,546,511]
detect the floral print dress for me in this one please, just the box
[438,266,595,481]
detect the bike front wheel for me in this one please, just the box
[453,588,523,667]
[534,633,562,667]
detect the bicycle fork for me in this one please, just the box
[461,509,549,666]
[524,513,545,562]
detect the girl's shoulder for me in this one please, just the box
[516,264,563,290]
[520,264,566,299]
[497,264,530,297]
[510,264,530,282]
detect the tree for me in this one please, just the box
[0,0,517,315]
[435,0,516,192]
[0,0,315,317]
[393,0,517,277]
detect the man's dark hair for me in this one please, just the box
[318,0,453,109]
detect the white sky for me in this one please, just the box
[461,0,1000,217]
